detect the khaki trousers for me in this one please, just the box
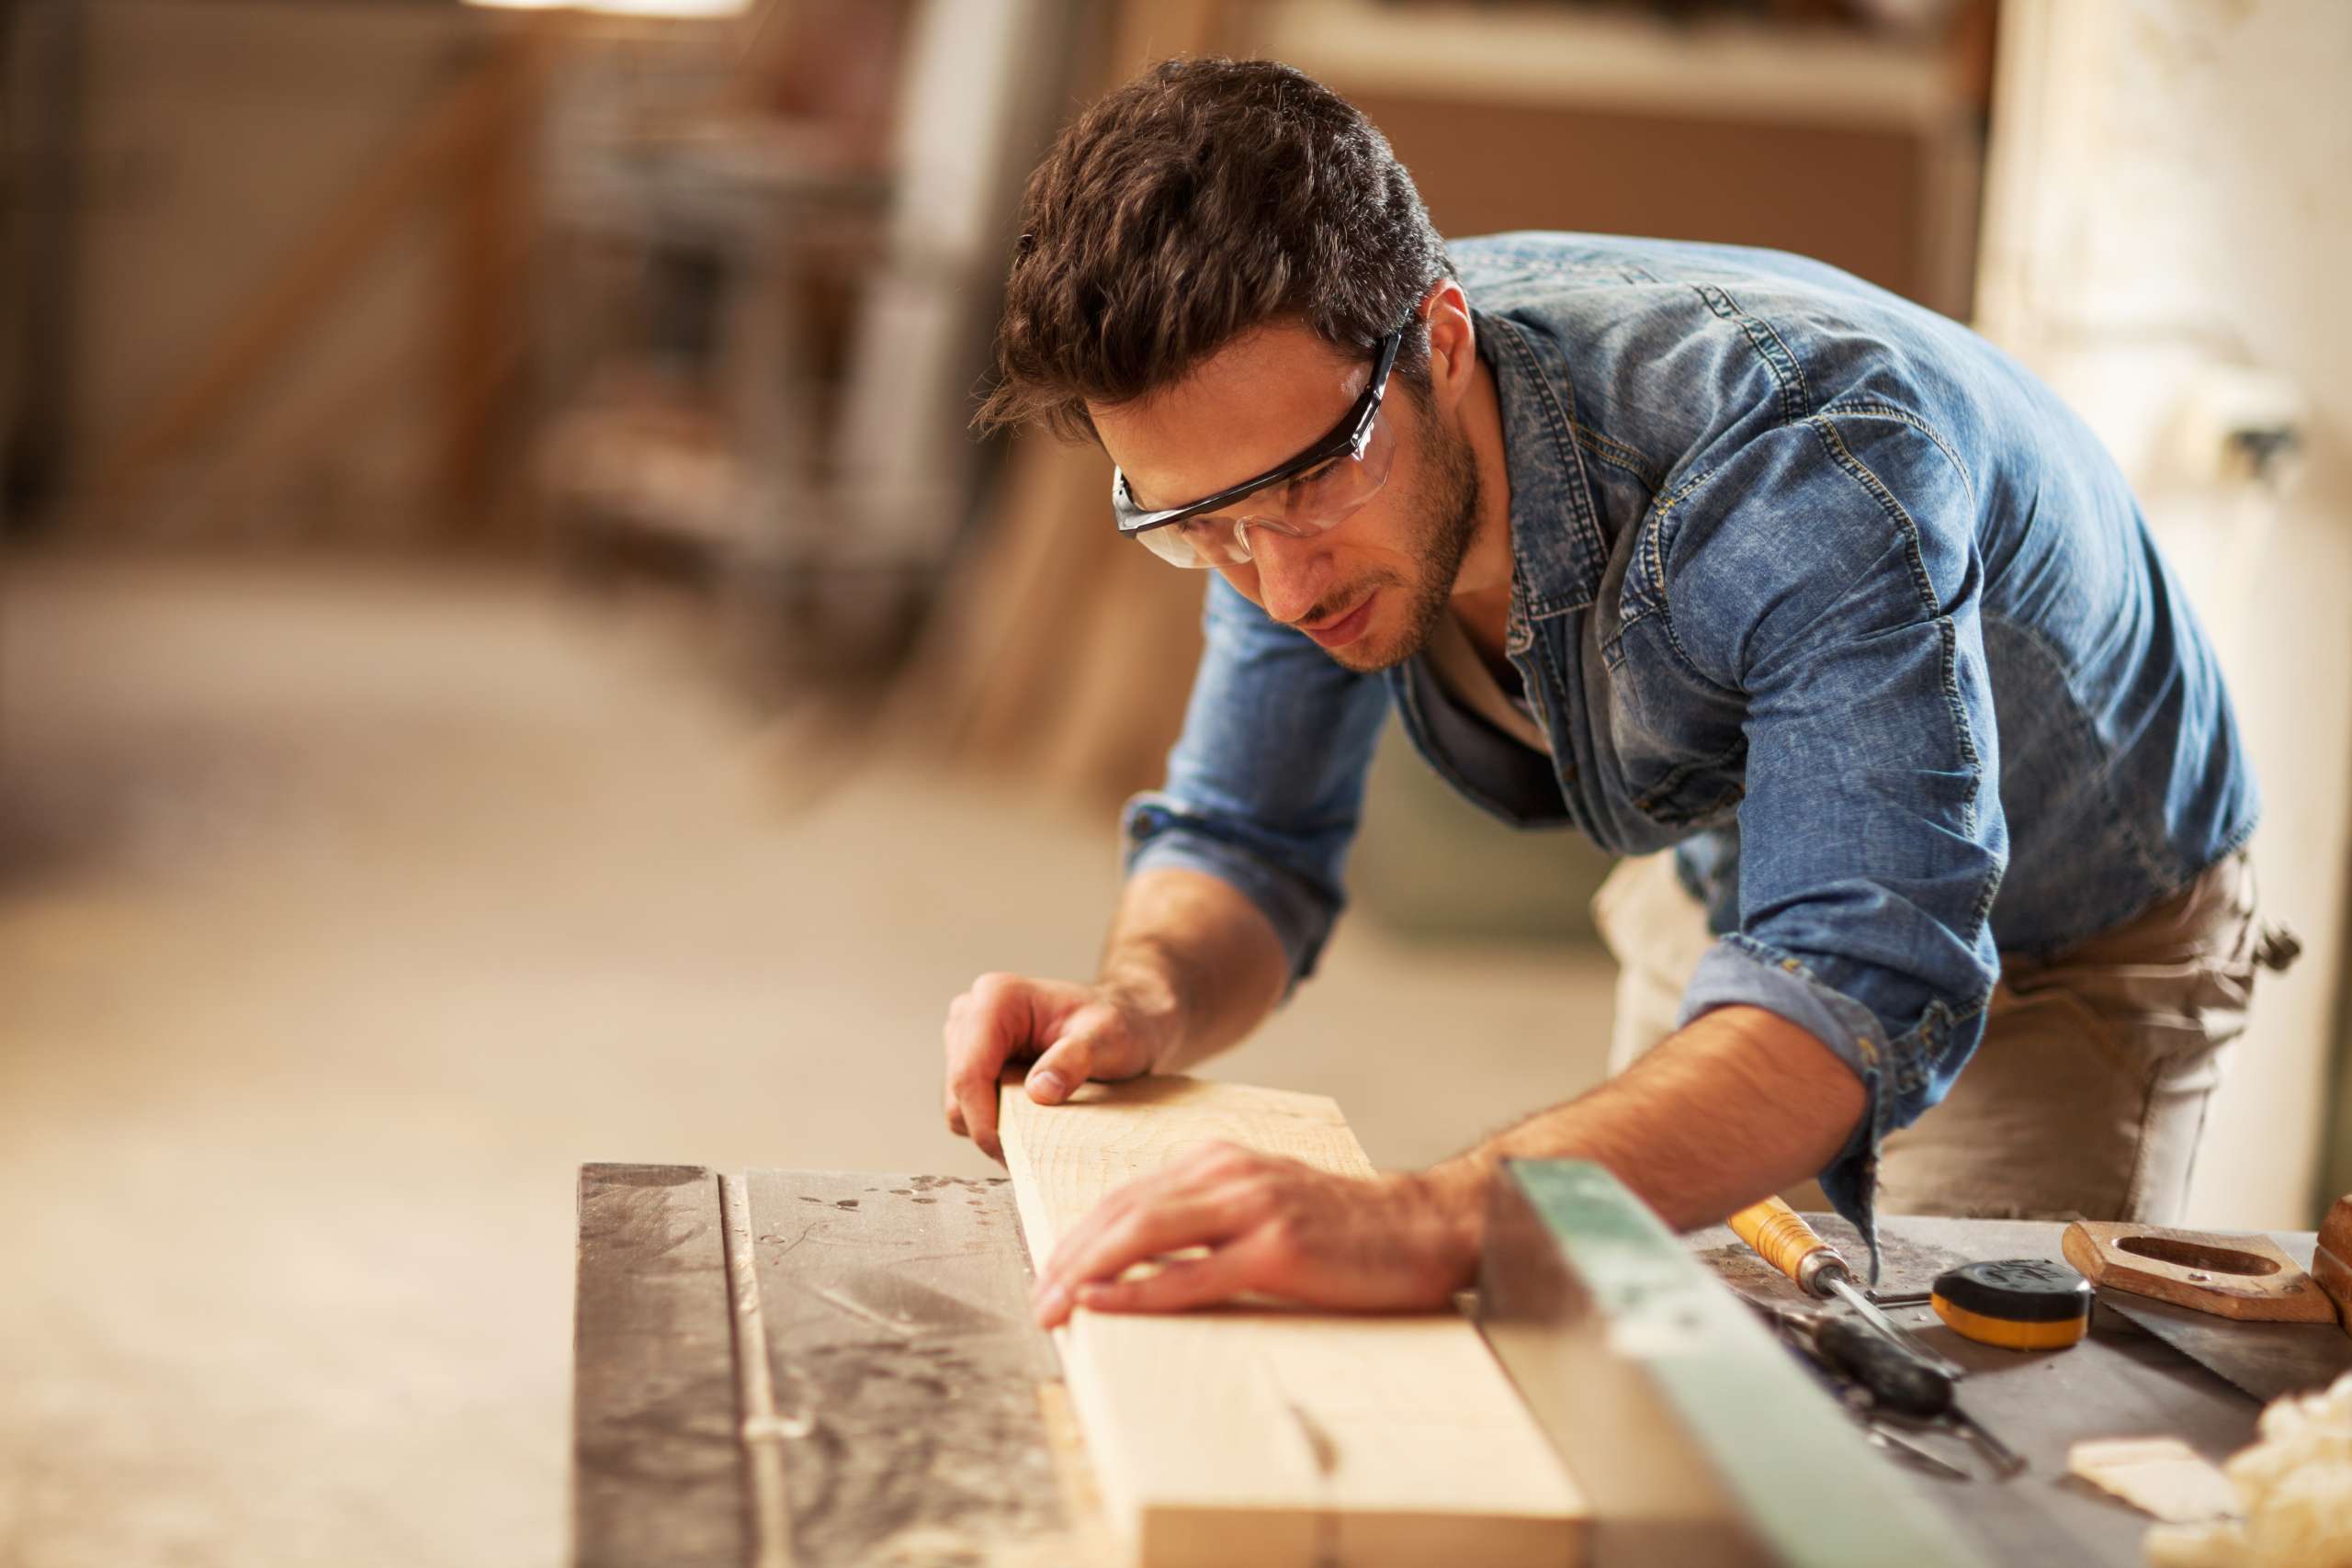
[1592,849,2298,1223]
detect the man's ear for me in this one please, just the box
[1420,278,1476,413]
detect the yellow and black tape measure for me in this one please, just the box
[1931,1258,2093,1350]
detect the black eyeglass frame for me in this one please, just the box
[1112,328,1405,540]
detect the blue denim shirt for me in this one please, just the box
[1122,232,2259,1247]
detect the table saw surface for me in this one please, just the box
[571,1162,2305,1567]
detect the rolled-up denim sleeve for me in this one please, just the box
[1664,415,2007,1258]
[1123,575,1392,984]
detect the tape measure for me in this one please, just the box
[1931,1258,2093,1350]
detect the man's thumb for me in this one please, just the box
[1025,1031,1096,1104]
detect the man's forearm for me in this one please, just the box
[1421,1005,1869,1274]
[1098,866,1292,1073]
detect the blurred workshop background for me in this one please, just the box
[1,0,2346,1562]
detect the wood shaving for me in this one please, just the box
[2069,1437,2237,1523]
[2143,1371,2352,1568]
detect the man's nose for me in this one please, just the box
[1247,527,1329,625]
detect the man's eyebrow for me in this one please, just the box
[1129,458,1272,516]
[1127,407,1351,513]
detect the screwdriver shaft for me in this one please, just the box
[1824,1274,1967,1382]
[1952,1410,2029,1478]
[1869,1423,1970,1481]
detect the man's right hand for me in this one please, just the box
[942,974,1169,1161]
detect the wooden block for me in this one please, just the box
[1000,1075,1585,1568]
[2062,1220,2337,1323]
[2315,1195,2352,1338]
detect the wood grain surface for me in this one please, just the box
[999,1075,1584,1568]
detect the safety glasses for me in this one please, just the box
[1112,328,1404,569]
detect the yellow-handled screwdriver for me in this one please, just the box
[1730,1196,1967,1382]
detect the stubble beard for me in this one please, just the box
[1320,413,1484,675]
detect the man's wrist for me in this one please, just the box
[1407,1156,1493,1293]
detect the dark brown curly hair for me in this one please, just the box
[973,57,1454,443]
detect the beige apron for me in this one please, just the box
[1592,848,2300,1223]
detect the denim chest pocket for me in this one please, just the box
[1605,616,1748,829]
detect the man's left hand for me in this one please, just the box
[1029,1142,1480,1328]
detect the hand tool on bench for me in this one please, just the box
[1476,1160,1996,1567]
[1749,1297,2027,1479]
[1834,1259,2095,1350]
[1864,1421,1972,1482]
[1730,1196,1968,1380]
[2058,1210,2352,1402]
[1929,1258,2093,1350]
[2063,1219,2338,1322]
[1747,1298,1967,1480]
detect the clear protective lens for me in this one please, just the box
[1136,406,1397,569]
[1135,512,1247,568]
[1242,403,1397,532]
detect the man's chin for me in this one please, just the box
[1318,606,1438,674]
[1321,644,1396,674]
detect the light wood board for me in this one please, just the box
[999,1075,1584,1568]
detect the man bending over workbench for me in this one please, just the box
[939,59,2299,1329]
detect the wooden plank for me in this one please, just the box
[744,1168,1102,1566]
[572,1164,748,1568]
[999,1075,1585,1568]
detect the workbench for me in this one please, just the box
[571,1161,2304,1567]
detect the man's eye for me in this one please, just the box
[1285,458,1346,502]
[1173,513,1233,538]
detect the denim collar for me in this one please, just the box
[1473,308,1608,636]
